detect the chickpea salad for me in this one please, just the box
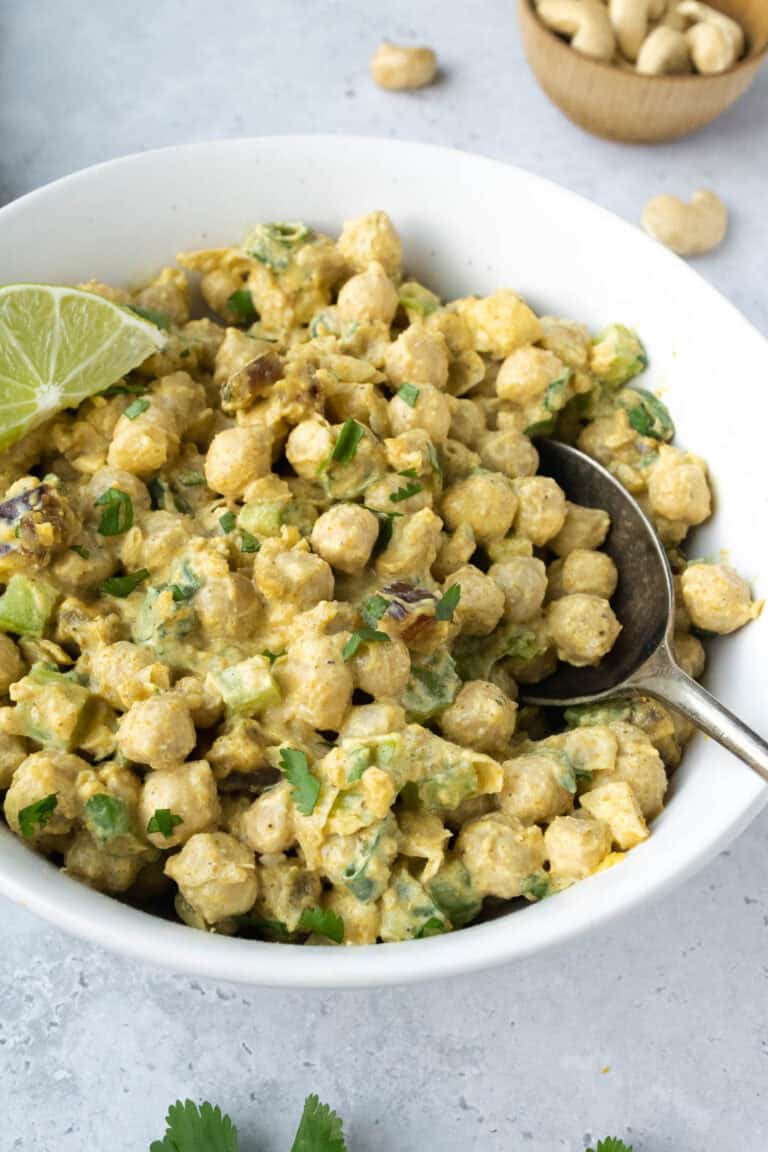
[0,211,759,946]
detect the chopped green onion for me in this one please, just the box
[239,529,259,553]
[226,288,257,324]
[124,397,150,420]
[219,510,236,534]
[129,305,171,330]
[95,488,134,536]
[18,793,57,839]
[435,584,461,622]
[297,906,344,944]
[99,569,149,598]
[390,481,423,504]
[342,627,390,661]
[329,419,365,466]
[396,383,420,408]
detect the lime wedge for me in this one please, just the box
[0,284,167,450]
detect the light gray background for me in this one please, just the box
[2,2,767,1149]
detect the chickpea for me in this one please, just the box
[647,445,711,526]
[674,631,706,679]
[489,557,548,623]
[281,633,353,731]
[549,501,611,557]
[513,476,567,546]
[439,681,517,754]
[496,347,567,404]
[447,564,505,636]
[337,261,399,324]
[352,636,411,697]
[385,323,450,389]
[681,562,759,635]
[500,752,573,825]
[285,417,335,478]
[370,41,438,90]
[204,426,272,497]
[388,382,451,443]
[0,732,27,790]
[478,429,539,478]
[240,780,296,854]
[195,573,262,640]
[337,210,402,277]
[560,549,618,599]
[165,832,259,923]
[458,812,545,899]
[86,641,170,711]
[545,814,612,881]
[375,508,443,579]
[4,750,85,840]
[255,549,334,612]
[65,832,144,894]
[441,472,518,544]
[140,760,221,848]
[116,694,197,770]
[364,473,432,516]
[547,594,621,667]
[311,504,379,573]
[450,399,486,448]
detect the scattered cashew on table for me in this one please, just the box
[370,41,438,89]
[642,190,729,255]
[535,0,746,75]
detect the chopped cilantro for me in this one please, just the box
[279,747,320,816]
[360,593,390,629]
[70,545,90,560]
[586,1141,633,1152]
[239,529,259,553]
[84,794,130,842]
[130,305,171,331]
[396,382,420,407]
[262,649,284,665]
[147,809,183,838]
[416,916,447,938]
[95,488,133,536]
[374,510,401,550]
[219,510,236,534]
[226,288,257,324]
[435,583,461,622]
[398,468,419,478]
[297,907,345,944]
[521,873,551,902]
[99,568,149,598]
[329,419,364,466]
[342,627,390,661]
[99,379,147,398]
[124,397,150,420]
[149,1100,239,1152]
[18,793,57,839]
[389,481,423,504]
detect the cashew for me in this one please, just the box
[370,41,438,90]
[675,1,745,57]
[642,190,728,256]
[636,25,692,73]
[536,0,616,61]
[687,20,738,73]
[609,0,667,62]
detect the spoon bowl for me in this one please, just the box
[525,439,768,784]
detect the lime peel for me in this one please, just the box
[0,284,167,450]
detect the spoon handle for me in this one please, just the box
[635,666,768,785]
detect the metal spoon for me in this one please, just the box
[523,439,768,784]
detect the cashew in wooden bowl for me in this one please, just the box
[642,190,729,255]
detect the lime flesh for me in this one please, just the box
[0,284,167,450]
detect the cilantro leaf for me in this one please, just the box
[291,1094,347,1152]
[239,529,259,553]
[342,627,390,661]
[98,568,149,598]
[130,305,171,331]
[279,747,320,816]
[262,649,285,665]
[124,397,150,420]
[360,593,389,629]
[147,809,183,838]
[416,916,447,938]
[329,419,364,466]
[298,907,345,944]
[435,583,461,622]
[84,794,130,842]
[95,488,133,536]
[226,288,257,324]
[389,481,423,504]
[396,382,420,408]
[149,1100,239,1152]
[18,793,57,839]
[586,1140,633,1152]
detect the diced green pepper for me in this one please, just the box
[591,324,648,386]
[11,663,92,751]
[401,649,460,723]
[0,575,59,637]
[380,866,450,942]
[211,656,280,717]
[428,858,483,928]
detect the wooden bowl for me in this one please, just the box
[518,0,768,143]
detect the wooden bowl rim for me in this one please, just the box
[518,0,768,84]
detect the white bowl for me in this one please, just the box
[1,136,766,987]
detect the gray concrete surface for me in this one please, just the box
[1,2,767,1148]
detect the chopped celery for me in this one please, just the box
[0,574,59,637]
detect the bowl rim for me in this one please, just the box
[518,0,768,83]
[0,133,767,988]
